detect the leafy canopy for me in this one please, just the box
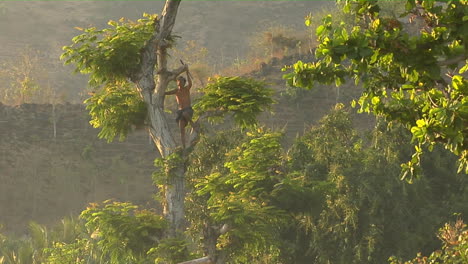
[80,201,166,263]
[284,0,468,179]
[61,13,158,87]
[191,129,288,262]
[85,82,147,142]
[60,14,160,143]
[194,76,275,129]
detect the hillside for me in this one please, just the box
[0,1,332,103]
[0,1,331,60]
[0,103,158,234]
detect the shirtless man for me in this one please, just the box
[165,68,195,149]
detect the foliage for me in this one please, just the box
[61,13,158,87]
[152,151,185,209]
[42,201,168,264]
[0,49,49,105]
[42,218,91,264]
[153,152,184,185]
[186,129,245,241]
[193,76,275,129]
[185,124,336,263]
[284,0,468,179]
[190,129,288,262]
[79,200,166,263]
[186,105,468,264]
[148,237,194,264]
[0,238,34,264]
[45,239,96,264]
[0,217,85,264]
[389,219,468,264]
[60,14,162,143]
[0,201,173,264]
[84,81,147,142]
[284,105,468,264]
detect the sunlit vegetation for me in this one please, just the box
[1,0,467,264]
[285,0,468,179]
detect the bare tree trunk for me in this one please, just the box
[202,224,227,264]
[131,1,220,262]
[132,0,193,238]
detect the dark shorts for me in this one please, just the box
[176,107,194,123]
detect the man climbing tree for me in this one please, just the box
[165,66,196,149]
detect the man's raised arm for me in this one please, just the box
[165,89,177,95]
[186,68,192,90]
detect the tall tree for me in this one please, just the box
[62,0,187,236]
[61,1,273,262]
[61,0,192,260]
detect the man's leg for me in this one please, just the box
[179,119,187,149]
[182,111,198,132]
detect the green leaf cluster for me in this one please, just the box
[84,82,147,142]
[0,201,187,264]
[193,129,287,260]
[148,237,193,264]
[60,14,162,143]
[187,128,318,263]
[284,0,468,178]
[193,76,275,129]
[0,217,89,264]
[61,14,158,87]
[283,106,467,263]
[79,201,166,264]
[45,239,92,264]
[152,152,184,204]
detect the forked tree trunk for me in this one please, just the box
[132,0,187,237]
[131,1,220,262]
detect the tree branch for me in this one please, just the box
[219,223,230,235]
[437,55,467,67]
[168,65,188,81]
[133,0,182,100]
[177,257,212,264]
[187,109,226,149]
[132,0,182,156]
[159,0,182,41]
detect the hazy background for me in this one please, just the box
[0,1,348,234]
[0,1,332,102]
